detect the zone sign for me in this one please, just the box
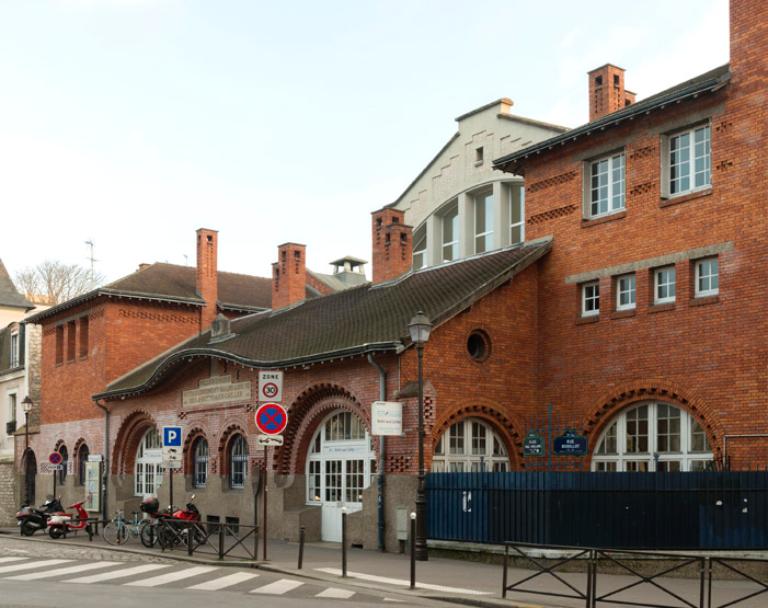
[255,402,288,436]
[258,370,283,402]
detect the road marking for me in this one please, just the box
[0,558,27,564]
[68,564,168,584]
[314,568,492,595]
[124,566,217,587]
[315,587,356,599]
[250,578,304,595]
[384,599,405,603]
[186,571,260,591]
[0,560,71,574]
[6,562,118,581]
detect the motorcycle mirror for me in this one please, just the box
[190,493,196,500]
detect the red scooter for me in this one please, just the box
[47,501,92,539]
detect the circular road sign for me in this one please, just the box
[261,382,279,400]
[48,452,63,465]
[255,402,288,436]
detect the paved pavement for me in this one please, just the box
[3,529,768,608]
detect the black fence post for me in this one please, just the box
[501,544,508,599]
[187,523,194,556]
[297,527,305,570]
[410,513,416,590]
[341,509,348,578]
[218,523,225,560]
[591,550,598,608]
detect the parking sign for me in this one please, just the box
[163,426,182,447]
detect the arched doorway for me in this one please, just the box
[591,401,713,471]
[134,428,163,497]
[23,449,36,505]
[305,410,375,542]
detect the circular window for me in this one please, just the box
[467,330,490,361]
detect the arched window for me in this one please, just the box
[58,445,68,485]
[135,428,163,497]
[229,435,248,489]
[193,438,208,488]
[78,443,90,486]
[591,402,713,472]
[432,418,509,472]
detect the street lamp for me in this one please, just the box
[408,311,432,561]
[21,396,33,504]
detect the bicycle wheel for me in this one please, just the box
[157,523,178,550]
[138,520,158,548]
[102,520,128,545]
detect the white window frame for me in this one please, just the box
[591,402,713,472]
[666,124,711,197]
[581,281,600,317]
[193,438,208,488]
[440,202,459,263]
[7,393,17,426]
[654,266,676,304]
[432,418,509,473]
[694,257,719,297]
[135,428,163,497]
[615,274,636,311]
[509,186,525,245]
[587,152,625,218]
[9,330,19,368]
[473,189,494,254]
[229,435,248,489]
[412,224,427,270]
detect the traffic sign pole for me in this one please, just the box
[262,446,268,561]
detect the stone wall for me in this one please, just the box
[0,458,18,526]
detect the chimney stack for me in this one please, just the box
[272,243,307,310]
[588,64,635,121]
[196,228,219,331]
[371,208,413,283]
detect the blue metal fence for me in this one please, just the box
[426,471,768,549]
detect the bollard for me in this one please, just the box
[502,544,508,599]
[409,512,416,590]
[298,527,305,570]
[218,522,225,560]
[187,523,194,556]
[341,508,348,578]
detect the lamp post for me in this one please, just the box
[21,396,33,504]
[408,311,432,561]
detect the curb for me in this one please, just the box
[4,533,548,607]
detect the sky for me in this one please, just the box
[0,0,729,284]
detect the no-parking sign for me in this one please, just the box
[258,371,283,402]
[255,402,288,436]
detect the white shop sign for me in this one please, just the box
[371,401,403,436]
[143,448,163,465]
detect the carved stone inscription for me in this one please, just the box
[183,375,251,408]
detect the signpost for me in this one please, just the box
[255,403,288,436]
[254,400,287,561]
[49,452,62,497]
[258,371,284,403]
[163,426,183,508]
[371,401,403,436]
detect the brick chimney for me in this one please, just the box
[588,64,635,121]
[196,228,218,331]
[371,208,413,283]
[730,0,768,88]
[272,243,306,310]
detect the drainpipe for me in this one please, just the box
[94,400,110,522]
[367,353,387,551]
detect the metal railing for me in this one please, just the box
[503,543,768,608]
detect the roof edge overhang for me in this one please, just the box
[94,341,402,402]
[492,65,731,175]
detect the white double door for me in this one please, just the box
[319,457,367,542]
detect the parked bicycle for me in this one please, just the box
[102,510,156,547]
[139,494,207,551]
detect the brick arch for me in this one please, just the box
[73,437,88,454]
[53,438,67,453]
[112,410,159,475]
[582,383,722,460]
[217,423,248,478]
[183,427,207,476]
[275,383,366,475]
[432,401,523,470]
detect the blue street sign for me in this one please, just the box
[163,426,183,447]
[553,429,588,456]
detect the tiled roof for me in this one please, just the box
[96,239,552,400]
[25,263,276,323]
[494,64,731,173]
[0,260,33,310]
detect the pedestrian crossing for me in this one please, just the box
[0,557,408,603]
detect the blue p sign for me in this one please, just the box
[163,426,182,448]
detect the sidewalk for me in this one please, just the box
[3,528,767,608]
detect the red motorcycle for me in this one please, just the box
[47,501,92,539]
[141,494,206,550]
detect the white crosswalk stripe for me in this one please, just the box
[68,563,168,584]
[6,561,118,581]
[124,566,217,587]
[0,559,71,575]
[250,578,304,595]
[186,571,259,591]
[0,558,28,565]
[315,587,356,599]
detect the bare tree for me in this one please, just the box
[15,261,104,305]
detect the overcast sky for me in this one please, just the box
[0,0,729,284]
